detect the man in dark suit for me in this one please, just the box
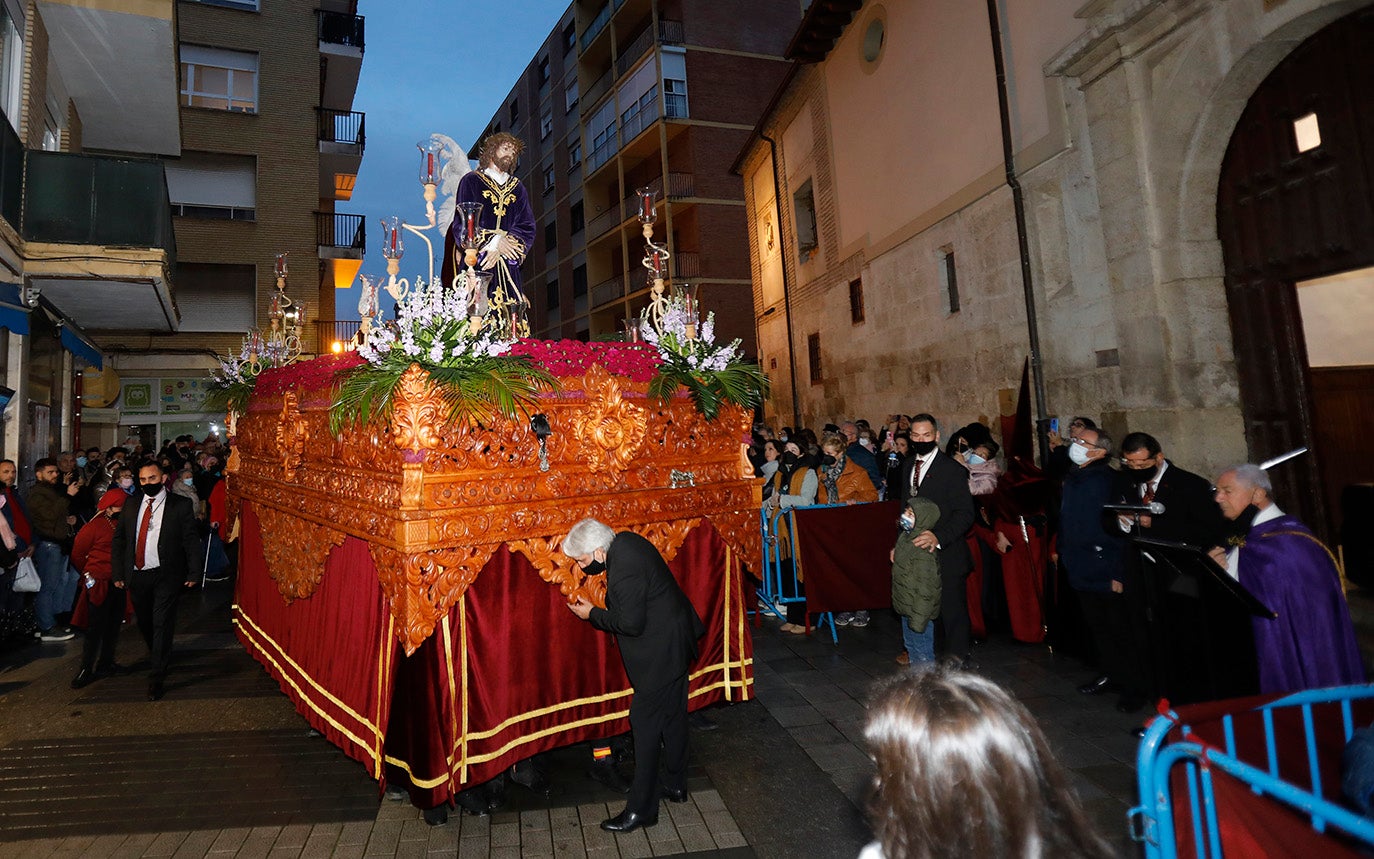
[1112,432,1229,711]
[566,517,705,834]
[112,462,201,701]
[897,414,977,665]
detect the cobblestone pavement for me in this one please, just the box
[0,582,1145,857]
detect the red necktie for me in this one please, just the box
[135,501,153,569]
[1142,481,1157,504]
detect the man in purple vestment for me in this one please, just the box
[1212,464,1364,694]
[441,132,536,334]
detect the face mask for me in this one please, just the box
[965,452,985,466]
[76,457,87,468]
[140,483,161,498]
[182,478,193,486]
[581,559,606,576]
[898,510,916,531]
[911,440,938,456]
[779,434,789,443]
[1124,464,1157,484]
[1068,443,1091,466]
[119,477,134,489]
[820,455,836,466]
[782,451,798,466]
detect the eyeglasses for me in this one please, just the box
[1069,420,1087,429]
[1119,456,1157,470]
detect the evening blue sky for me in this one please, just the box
[337,0,568,320]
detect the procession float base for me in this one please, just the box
[227,352,759,808]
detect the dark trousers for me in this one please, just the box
[939,565,972,661]
[626,672,689,817]
[1076,588,1145,697]
[128,569,181,680]
[81,586,127,672]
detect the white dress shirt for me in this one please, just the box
[135,490,168,570]
[1224,503,1283,580]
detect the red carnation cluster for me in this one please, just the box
[505,339,662,382]
[254,352,365,397]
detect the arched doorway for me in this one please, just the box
[1217,6,1374,551]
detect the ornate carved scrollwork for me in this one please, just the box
[391,363,446,453]
[275,392,308,482]
[630,518,701,563]
[370,542,497,655]
[256,505,346,602]
[508,536,605,608]
[572,364,647,473]
[708,511,762,575]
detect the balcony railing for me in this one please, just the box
[591,274,625,307]
[0,118,21,230]
[581,3,611,50]
[318,9,365,49]
[672,251,700,279]
[318,108,365,148]
[587,205,621,239]
[22,151,176,263]
[316,320,361,347]
[316,212,365,251]
[587,131,619,173]
[616,20,684,78]
[620,89,660,144]
[584,68,613,110]
[665,92,688,119]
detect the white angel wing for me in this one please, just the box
[431,133,471,235]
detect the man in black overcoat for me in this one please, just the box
[565,517,705,834]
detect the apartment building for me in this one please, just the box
[89,0,366,450]
[473,0,800,354]
[0,0,179,472]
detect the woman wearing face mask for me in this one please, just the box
[113,466,137,497]
[951,430,1004,643]
[759,440,783,503]
[170,464,204,520]
[766,439,819,634]
[69,489,131,688]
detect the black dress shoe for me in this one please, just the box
[661,787,689,804]
[508,763,552,797]
[601,809,658,833]
[147,680,164,701]
[423,805,449,826]
[455,786,490,816]
[96,662,129,677]
[1115,694,1147,714]
[1077,675,1115,695]
[71,668,94,689]
[589,761,631,794]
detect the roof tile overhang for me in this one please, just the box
[784,0,863,63]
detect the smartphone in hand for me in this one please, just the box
[1049,418,1060,435]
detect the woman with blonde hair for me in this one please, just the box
[862,665,1112,859]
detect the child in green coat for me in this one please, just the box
[891,497,942,668]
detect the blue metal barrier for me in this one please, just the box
[1131,684,1374,858]
[755,504,839,643]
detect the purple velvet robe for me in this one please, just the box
[1238,515,1365,694]
[442,170,535,295]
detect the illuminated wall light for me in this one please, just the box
[331,340,344,354]
[1293,112,1321,153]
[335,173,357,200]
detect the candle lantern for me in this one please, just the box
[676,282,699,339]
[622,317,642,343]
[417,139,444,187]
[274,252,289,281]
[637,187,658,225]
[457,202,483,250]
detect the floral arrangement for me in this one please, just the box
[505,339,662,382]
[330,278,555,434]
[206,332,311,416]
[255,352,364,398]
[640,295,767,420]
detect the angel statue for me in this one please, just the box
[428,132,471,238]
[438,132,535,338]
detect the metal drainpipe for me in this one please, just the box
[986,0,1051,465]
[760,132,803,431]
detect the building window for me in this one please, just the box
[568,139,582,169]
[570,200,584,234]
[180,45,258,112]
[0,6,23,133]
[565,79,579,112]
[664,78,688,118]
[544,220,557,250]
[546,278,560,309]
[509,98,519,125]
[540,109,553,140]
[940,247,960,313]
[174,263,256,332]
[538,56,551,85]
[849,277,865,324]
[572,264,587,297]
[793,180,818,263]
[807,332,822,384]
[165,151,257,220]
[563,21,576,53]
[542,163,555,194]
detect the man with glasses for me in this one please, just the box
[564,518,705,834]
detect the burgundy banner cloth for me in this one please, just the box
[792,502,900,614]
[236,510,752,810]
[234,502,396,780]
[1155,693,1374,858]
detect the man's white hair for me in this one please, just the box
[563,517,616,557]
[1226,463,1272,495]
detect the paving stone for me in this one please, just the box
[713,829,750,849]
[675,823,716,852]
[327,845,364,859]
[521,827,554,854]
[142,831,188,857]
[576,802,608,827]
[488,848,521,859]
[610,826,653,859]
[170,831,220,858]
[335,822,373,846]
[580,823,617,853]
[390,841,427,859]
[271,824,312,850]
[82,834,131,859]
[520,808,551,831]
[692,790,726,813]
[110,833,158,859]
[397,818,430,843]
[489,821,520,848]
[665,800,703,828]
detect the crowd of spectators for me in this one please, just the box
[0,435,231,671]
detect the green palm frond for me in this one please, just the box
[205,379,257,417]
[649,358,768,420]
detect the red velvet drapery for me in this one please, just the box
[792,502,899,614]
[235,507,752,808]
